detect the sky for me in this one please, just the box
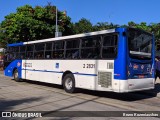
[0,0,160,25]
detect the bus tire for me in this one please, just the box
[13,69,21,82]
[63,73,76,93]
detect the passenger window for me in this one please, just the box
[20,46,26,52]
[52,51,64,59]
[66,50,79,59]
[102,34,118,59]
[81,36,101,59]
[66,39,79,49]
[52,41,64,59]
[45,51,52,59]
[34,51,44,59]
[103,35,117,46]
[35,43,45,51]
[45,42,52,59]
[26,52,33,59]
[66,39,80,59]
[54,41,64,50]
[26,45,34,51]
[34,43,45,59]
[46,42,52,51]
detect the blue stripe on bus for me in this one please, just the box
[22,69,97,76]
[22,69,63,73]
[73,73,97,76]
[8,42,24,47]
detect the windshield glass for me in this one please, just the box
[128,28,152,59]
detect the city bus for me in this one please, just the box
[4,27,155,93]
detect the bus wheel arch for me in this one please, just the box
[13,68,21,82]
[62,71,76,93]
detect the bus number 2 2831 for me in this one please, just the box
[83,64,95,68]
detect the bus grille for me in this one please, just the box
[98,72,112,88]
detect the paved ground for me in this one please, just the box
[0,71,160,120]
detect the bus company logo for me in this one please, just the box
[141,65,144,70]
[23,63,32,67]
[129,63,132,68]
[17,62,21,67]
[148,64,151,68]
[55,63,59,68]
[133,64,138,70]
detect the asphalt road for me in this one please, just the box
[0,71,160,120]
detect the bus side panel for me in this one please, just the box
[22,60,97,90]
[22,60,62,84]
[22,60,43,81]
[43,60,63,85]
[95,60,114,91]
[65,60,97,90]
[4,60,22,78]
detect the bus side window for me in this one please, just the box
[26,45,34,59]
[52,51,64,59]
[7,46,20,60]
[45,42,52,59]
[66,39,80,59]
[102,34,118,59]
[34,43,45,59]
[81,36,101,59]
[26,52,33,59]
[72,50,79,59]
[45,51,52,59]
[19,46,26,59]
[53,41,64,59]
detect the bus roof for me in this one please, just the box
[8,28,115,46]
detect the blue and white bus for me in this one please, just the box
[4,27,155,93]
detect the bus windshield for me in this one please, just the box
[128,28,152,60]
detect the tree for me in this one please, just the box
[73,18,93,34]
[149,23,160,50]
[128,21,137,27]
[0,4,74,45]
[93,22,119,31]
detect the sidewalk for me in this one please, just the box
[0,70,3,74]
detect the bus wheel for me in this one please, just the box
[13,69,21,82]
[63,73,76,93]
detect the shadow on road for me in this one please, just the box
[0,97,43,111]
[78,83,160,102]
[23,79,63,90]
[137,83,160,97]
[21,79,160,102]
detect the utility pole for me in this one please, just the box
[55,7,62,37]
[55,7,58,35]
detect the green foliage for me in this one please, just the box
[0,4,73,45]
[93,22,119,31]
[73,18,93,34]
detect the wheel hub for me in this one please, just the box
[65,78,73,90]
